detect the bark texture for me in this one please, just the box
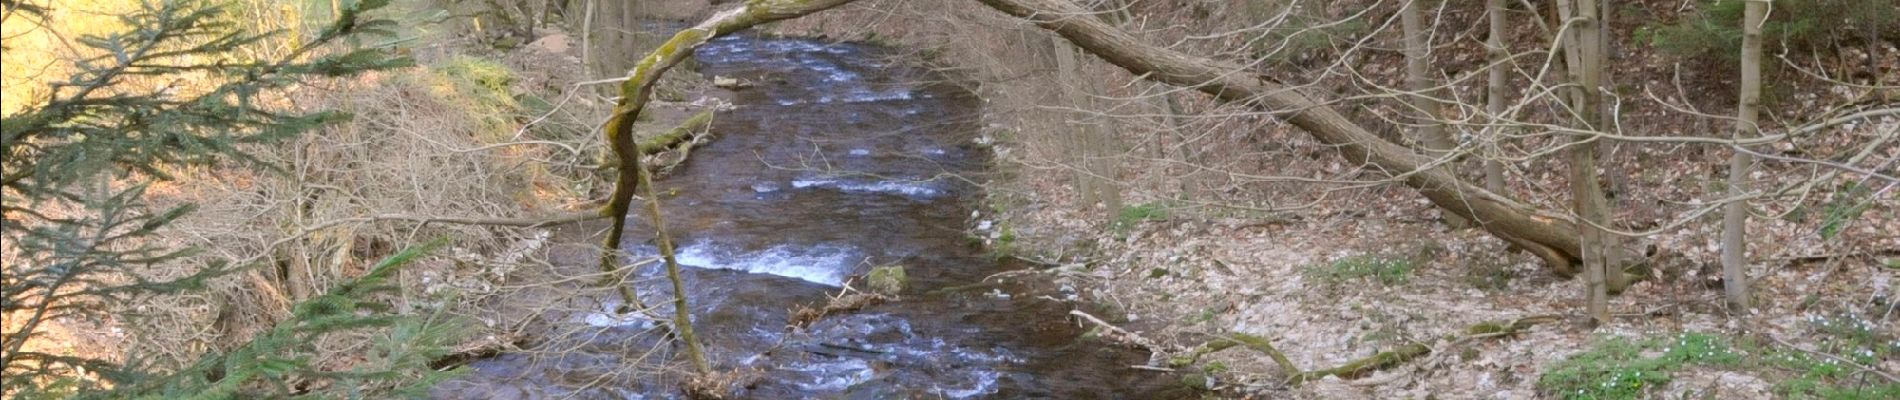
[1721,0,1767,311]
[1557,0,1614,325]
[1403,0,1471,229]
[1482,0,1509,194]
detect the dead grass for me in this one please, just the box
[93,23,642,375]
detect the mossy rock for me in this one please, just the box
[866,265,906,296]
[492,35,524,50]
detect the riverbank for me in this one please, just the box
[437,30,1211,398]
[774,1,1899,398]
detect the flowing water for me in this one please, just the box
[436,34,1185,399]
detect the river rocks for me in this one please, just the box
[712,75,751,89]
[866,265,907,296]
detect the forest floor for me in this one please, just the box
[983,180,1895,398]
[960,35,1900,399]
[916,1,1900,398]
[48,1,1887,397]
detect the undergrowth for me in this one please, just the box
[1640,0,1898,68]
[1112,201,1171,234]
[1541,322,1899,399]
[1766,313,1900,399]
[1240,1,1370,66]
[1539,332,1741,399]
[421,56,523,142]
[1307,254,1415,286]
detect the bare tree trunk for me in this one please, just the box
[1482,0,1508,194]
[1052,14,1123,218]
[1402,0,1469,228]
[1557,0,1612,325]
[976,0,1608,275]
[1401,0,1455,156]
[580,0,594,80]
[1721,0,1767,311]
[632,145,710,374]
[1595,0,1632,294]
[1051,38,1098,210]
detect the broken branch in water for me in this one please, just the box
[787,290,889,330]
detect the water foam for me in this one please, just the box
[580,300,657,328]
[784,358,876,391]
[935,370,1002,399]
[673,242,857,286]
[791,178,946,199]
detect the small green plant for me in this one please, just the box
[423,56,523,142]
[1203,361,1229,374]
[1464,259,1515,291]
[985,221,1021,260]
[1307,255,1415,286]
[1817,183,1875,239]
[1242,1,1372,66]
[1643,0,1898,66]
[1766,313,1900,399]
[1111,202,1171,233]
[1539,332,1741,399]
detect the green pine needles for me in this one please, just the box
[1,0,451,397]
[110,240,466,400]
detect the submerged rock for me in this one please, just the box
[712,75,751,89]
[867,265,907,296]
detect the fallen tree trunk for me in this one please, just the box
[972,0,1598,274]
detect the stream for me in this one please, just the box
[435,33,1186,399]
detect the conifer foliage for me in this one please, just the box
[1,0,453,397]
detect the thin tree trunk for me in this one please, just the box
[1052,37,1124,217]
[1482,0,1509,194]
[1595,0,1631,294]
[976,0,1603,275]
[1557,0,1612,326]
[1721,0,1767,311]
[1402,0,1469,228]
[633,145,710,374]
[581,0,594,84]
[1051,37,1099,211]
[1402,0,1455,156]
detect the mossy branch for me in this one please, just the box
[1291,342,1432,384]
[1169,316,1557,385]
[586,0,861,377]
[636,110,716,155]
